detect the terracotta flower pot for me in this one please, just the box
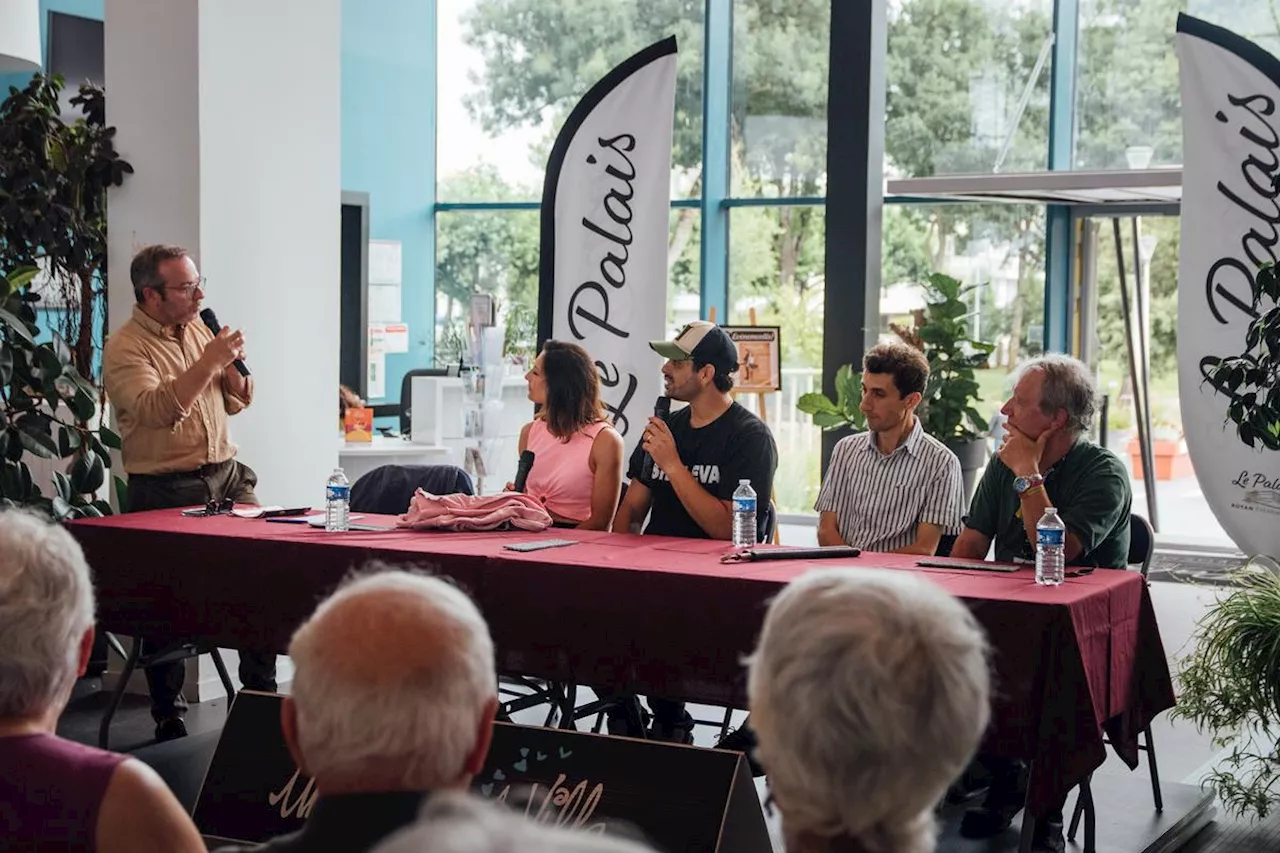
[1127,437,1194,481]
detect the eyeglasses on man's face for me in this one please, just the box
[155,276,207,296]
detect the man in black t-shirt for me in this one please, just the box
[607,321,778,742]
[614,321,777,541]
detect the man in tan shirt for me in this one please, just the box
[102,244,276,741]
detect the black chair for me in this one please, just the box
[936,533,958,557]
[370,368,453,437]
[1067,513,1161,850]
[349,463,475,515]
[759,500,777,545]
[98,636,235,749]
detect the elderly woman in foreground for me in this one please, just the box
[0,509,204,853]
[747,569,991,853]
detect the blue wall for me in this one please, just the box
[340,0,436,404]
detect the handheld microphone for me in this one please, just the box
[642,396,672,480]
[513,450,536,492]
[199,308,251,377]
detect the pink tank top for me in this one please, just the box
[0,733,127,852]
[524,419,611,523]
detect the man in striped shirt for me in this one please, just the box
[815,342,964,554]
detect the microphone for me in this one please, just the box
[513,450,536,492]
[642,396,671,480]
[199,308,251,377]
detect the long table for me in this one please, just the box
[68,510,1175,816]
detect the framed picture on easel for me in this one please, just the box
[723,325,782,393]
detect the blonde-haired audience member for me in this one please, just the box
[747,569,991,853]
[0,509,205,853]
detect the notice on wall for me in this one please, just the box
[369,283,401,323]
[369,322,409,355]
[368,240,402,285]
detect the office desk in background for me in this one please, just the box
[337,435,452,483]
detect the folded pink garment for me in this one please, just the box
[397,490,553,532]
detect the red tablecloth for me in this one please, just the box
[68,510,1174,813]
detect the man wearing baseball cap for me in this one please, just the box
[610,320,778,742]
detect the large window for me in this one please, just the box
[730,0,829,198]
[885,0,1053,178]
[1075,0,1280,171]
[728,205,825,514]
[881,203,1047,428]
[437,0,705,202]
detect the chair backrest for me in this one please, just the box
[350,464,475,515]
[758,501,777,544]
[1128,513,1154,579]
[936,533,958,557]
[399,368,451,436]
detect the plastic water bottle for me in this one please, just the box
[1035,507,1066,586]
[732,479,757,548]
[325,468,350,532]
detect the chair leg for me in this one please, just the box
[1068,786,1085,841]
[1144,726,1164,812]
[718,706,735,740]
[557,683,579,730]
[210,649,237,706]
[104,632,129,661]
[99,637,143,749]
[1081,776,1097,853]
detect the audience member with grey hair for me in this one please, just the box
[0,509,204,853]
[746,568,990,853]
[216,566,499,853]
[372,791,658,853]
[951,352,1132,852]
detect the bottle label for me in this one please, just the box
[1036,527,1064,546]
[734,497,756,514]
[327,484,350,501]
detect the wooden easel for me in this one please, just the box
[709,307,781,545]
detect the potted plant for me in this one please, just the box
[1174,559,1280,820]
[1,265,124,518]
[0,74,133,383]
[795,363,867,434]
[894,272,995,498]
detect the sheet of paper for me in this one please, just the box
[369,240,402,285]
[382,322,409,353]
[367,351,385,398]
[369,282,401,322]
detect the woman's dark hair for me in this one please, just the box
[542,340,604,439]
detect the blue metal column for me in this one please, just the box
[1044,0,1078,354]
[699,0,732,321]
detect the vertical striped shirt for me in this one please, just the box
[814,418,965,552]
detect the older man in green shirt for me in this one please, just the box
[951,353,1132,853]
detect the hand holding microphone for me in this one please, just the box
[641,396,672,479]
[199,308,251,377]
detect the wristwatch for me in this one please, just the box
[1013,473,1046,495]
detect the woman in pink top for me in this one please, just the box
[0,510,204,853]
[514,341,624,529]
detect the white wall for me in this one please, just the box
[106,0,341,507]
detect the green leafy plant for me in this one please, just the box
[1203,264,1280,451]
[0,74,133,383]
[796,363,866,432]
[1,265,123,519]
[895,272,995,442]
[1174,560,1280,820]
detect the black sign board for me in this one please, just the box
[194,691,770,852]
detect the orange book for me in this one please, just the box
[344,407,373,443]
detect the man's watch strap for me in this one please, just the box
[1013,473,1046,494]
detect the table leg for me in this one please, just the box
[1018,764,1037,853]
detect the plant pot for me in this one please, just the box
[1127,437,1193,481]
[946,438,987,502]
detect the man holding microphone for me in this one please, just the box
[101,244,275,741]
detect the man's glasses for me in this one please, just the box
[202,497,234,516]
[158,277,207,295]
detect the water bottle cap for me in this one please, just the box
[739,478,750,484]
